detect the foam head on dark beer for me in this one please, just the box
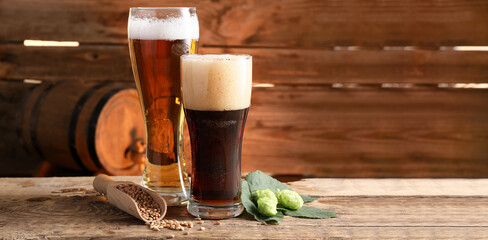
[181,54,252,111]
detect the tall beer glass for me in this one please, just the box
[128,7,199,205]
[181,54,252,218]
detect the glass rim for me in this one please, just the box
[130,7,196,11]
[180,54,252,61]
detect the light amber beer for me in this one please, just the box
[128,7,198,205]
[181,54,252,218]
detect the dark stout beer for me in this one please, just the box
[128,8,199,202]
[181,54,252,218]
[185,108,249,205]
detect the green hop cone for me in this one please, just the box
[252,189,277,202]
[257,197,278,216]
[253,189,278,216]
[276,189,304,210]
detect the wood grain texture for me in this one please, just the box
[2,82,488,177]
[2,44,488,84]
[0,44,133,82]
[0,177,487,239]
[240,86,488,177]
[288,179,488,196]
[1,0,487,179]
[205,47,488,84]
[0,0,487,47]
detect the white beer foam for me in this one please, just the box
[181,54,252,111]
[128,15,199,40]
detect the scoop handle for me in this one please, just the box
[93,174,115,195]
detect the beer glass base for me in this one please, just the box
[159,192,188,206]
[141,181,189,206]
[187,199,244,219]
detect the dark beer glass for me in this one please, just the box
[128,7,199,205]
[181,54,252,218]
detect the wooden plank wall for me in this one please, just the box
[1,0,488,177]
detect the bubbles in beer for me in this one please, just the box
[128,15,199,40]
[181,54,252,111]
[128,9,198,199]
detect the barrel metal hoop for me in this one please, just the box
[87,86,130,171]
[69,83,110,172]
[28,82,58,159]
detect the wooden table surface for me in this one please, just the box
[1,177,487,239]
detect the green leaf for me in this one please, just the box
[241,171,337,224]
[244,170,316,203]
[283,206,337,219]
[300,195,316,204]
[242,180,283,224]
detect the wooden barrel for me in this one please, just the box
[18,80,145,175]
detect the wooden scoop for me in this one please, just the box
[93,174,167,223]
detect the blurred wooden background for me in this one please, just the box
[1,0,488,177]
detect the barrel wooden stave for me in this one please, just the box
[20,81,145,175]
